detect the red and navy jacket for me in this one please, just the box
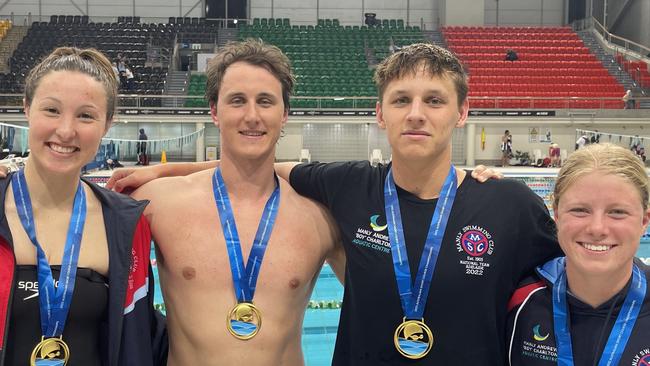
[506,257,650,366]
[0,174,168,366]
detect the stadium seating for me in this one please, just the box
[239,18,422,108]
[0,18,174,102]
[442,26,626,109]
[185,73,208,107]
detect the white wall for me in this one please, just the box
[484,0,565,26]
[442,0,484,26]
[609,0,650,49]
[1,0,567,27]
[250,0,438,29]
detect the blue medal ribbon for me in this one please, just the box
[12,169,86,337]
[542,257,646,366]
[212,168,280,303]
[384,166,457,319]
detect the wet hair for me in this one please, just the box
[24,47,118,122]
[373,43,468,107]
[553,143,649,210]
[205,38,294,111]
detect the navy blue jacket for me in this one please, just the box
[507,257,650,366]
[0,174,167,365]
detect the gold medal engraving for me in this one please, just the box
[30,336,69,366]
[227,302,262,340]
[394,318,433,359]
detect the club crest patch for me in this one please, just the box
[456,225,494,276]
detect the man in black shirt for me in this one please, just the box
[285,44,560,365]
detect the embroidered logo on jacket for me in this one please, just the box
[632,348,650,366]
[520,323,557,362]
[351,214,391,254]
[455,225,494,276]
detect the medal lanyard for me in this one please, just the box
[212,168,280,303]
[12,169,87,337]
[384,166,457,319]
[547,257,646,366]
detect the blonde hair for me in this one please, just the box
[373,43,468,106]
[553,143,649,210]
[24,47,118,122]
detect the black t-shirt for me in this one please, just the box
[6,265,108,366]
[507,259,650,366]
[290,161,561,365]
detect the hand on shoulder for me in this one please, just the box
[106,166,160,193]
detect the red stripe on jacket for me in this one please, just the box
[123,216,151,314]
[0,239,15,351]
[507,280,545,312]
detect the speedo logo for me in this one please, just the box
[17,280,59,301]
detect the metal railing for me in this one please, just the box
[0,94,648,113]
[580,17,650,62]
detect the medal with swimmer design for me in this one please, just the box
[30,337,70,366]
[212,168,280,340]
[13,170,86,366]
[394,318,433,359]
[384,166,457,359]
[227,302,262,340]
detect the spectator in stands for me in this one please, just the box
[501,129,513,166]
[116,59,127,89]
[116,52,127,65]
[0,46,166,365]
[125,67,135,91]
[505,49,519,62]
[575,134,589,150]
[111,61,120,80]
[136,128,148,165]
[624,89,635,109]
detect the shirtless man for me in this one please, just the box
[131,40,342,365]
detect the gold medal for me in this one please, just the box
[227,302,261,340]
[394,318,433,359]
[30,336,69,366]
